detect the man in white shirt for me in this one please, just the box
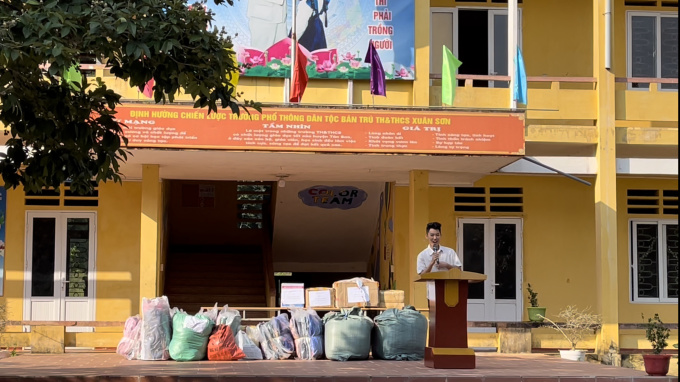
[417,222,462,274]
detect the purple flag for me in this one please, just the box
[364,40,386,96]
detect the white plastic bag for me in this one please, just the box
[246,326,261,347]
[216,306,242,335]
[236,330,264,360]
[197,303,219,323]
[140,296,172,361]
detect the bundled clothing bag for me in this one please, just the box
[139,296,172,360]
[207,324,246,361]
[323,307,373,361]
[236,330,264,360]
[372,306,428,360]
[257,313,295,360]
[289,308,324,360]
[116,315,142,360]
[168,312,215,361]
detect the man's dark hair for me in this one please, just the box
[426,222,442,234]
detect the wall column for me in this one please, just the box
[413,2,431,106]
[140,164,161,309]
[593,0,619,360]
[408,170,429,308]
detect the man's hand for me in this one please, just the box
[430,252,440,267]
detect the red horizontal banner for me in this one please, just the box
[116,106,525,155]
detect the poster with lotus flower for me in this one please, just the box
[208,0,414,80]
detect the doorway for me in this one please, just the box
[458,218,523,322]
[431,8,522,88]
[23,212,96,331]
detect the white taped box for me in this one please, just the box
[333,277,379,308]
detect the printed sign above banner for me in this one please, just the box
[208,0,414,80]
[298,186,368,209]
[116,106,525,155]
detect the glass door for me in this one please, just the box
[24,212,96,332]
[487,10,523,88]
[458,218,523,322]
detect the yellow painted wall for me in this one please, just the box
[96,182,143,320]
[0,181,143,325]
[616,177,679,325]
[393,175,599,317]
[522,0,593,78]
[2,187,29,324]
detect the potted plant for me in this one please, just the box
[539,306,601,361]
[526,284,546,322]
[642,313,671,376]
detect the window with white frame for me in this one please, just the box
[627,12,678,90]
[630,220,679,303]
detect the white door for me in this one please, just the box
[24,212,96,332]
[458,218,522,322]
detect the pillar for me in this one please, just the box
[140,164,161,310]
[413,2,431,106]
[408,170,429,308]
[593,0,619,357]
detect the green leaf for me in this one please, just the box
[116,23,127,34]
[61,27,71,38]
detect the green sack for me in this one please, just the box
[372,306,427,360]
[323,307,373,361]
[168,312,214,361]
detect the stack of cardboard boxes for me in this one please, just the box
[304,278,404,310]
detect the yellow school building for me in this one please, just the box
[0,0,677,360]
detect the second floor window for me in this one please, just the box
[628,12,678,90]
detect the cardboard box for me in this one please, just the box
[333,278,379,308]
[378,290,405,308]
[305,287,336,309]
[380,302,405,309]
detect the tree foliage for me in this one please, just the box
[0,0,253,195]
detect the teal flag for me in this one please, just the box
[514,47,528,105]
[442,46,462,106]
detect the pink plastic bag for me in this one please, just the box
[116,315,142,360]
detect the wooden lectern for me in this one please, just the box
[416,268,486,369]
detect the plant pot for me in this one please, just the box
[642,354,672,376]
[527,307,546,322]
[559,349,586,362]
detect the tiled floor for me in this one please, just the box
[0,352,675,382]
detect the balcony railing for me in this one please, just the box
[429,74,597,121]
[430,74,678,124]
[615,77,679,123]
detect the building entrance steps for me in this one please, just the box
[0,352,671,380]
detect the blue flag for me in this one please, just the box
[514,47,528,105]
[364,40,386,96]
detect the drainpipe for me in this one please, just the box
[605,0,612,70]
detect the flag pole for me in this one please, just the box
[290,0,298,102]
[508,0,518,109]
